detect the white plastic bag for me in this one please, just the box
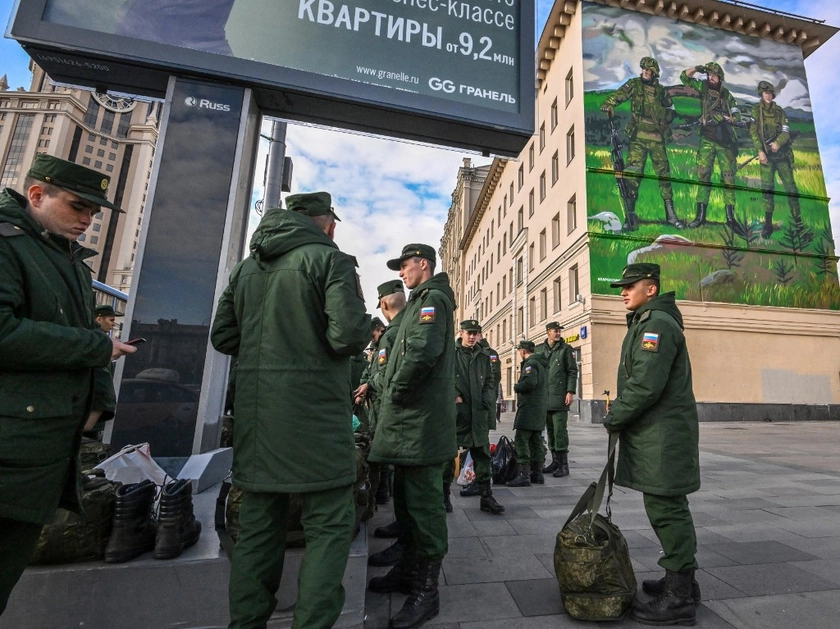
[456,452,475,486]
[94,443,168,485]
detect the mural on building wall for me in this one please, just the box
[582,2,839,309]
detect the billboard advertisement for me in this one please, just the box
[9,0,534,155]
[582,2,839,309]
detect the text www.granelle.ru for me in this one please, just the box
[356,66,420,85]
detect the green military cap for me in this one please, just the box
[376,279,404,303]
[371,316,385,331]
[545,321,563,331]
[610,263,661,287]
[757,80,775,96]
[285,191,341,221]
[95,304,124,317]
[386,243,436,271]
[460,319,482,332]
[516,340,536,352]
[27,154,122,212]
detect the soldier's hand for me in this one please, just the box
[353,383,369,405]
[769,141,780,153]
[758,150,769,165]
[695,65,707,74]
[600,104,613,115]
[455,395,464,404]
[111,338,138,360]
[565,392,574,406]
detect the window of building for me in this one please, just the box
[106,164,114,173]
[539,171,546,202]
[529,297,536,327]
[497,242,501,263]
[565,68,574,106]
[0,114,34,187]
[516,258,523,285]
[83,144,93,154]
[109,152,117,161]
[517,206,524,232]
[551,97,558,131]
[84,101,100,128]
[82,157,91,165]
[529,189,535,217]
[552,213,561,249]
[116,113,131,138]
[552,150,559,185]
[569,265,579,304]
[539,229,546,260]
[496,282,500,305]
[100,110,115,135]
[527,244,534,272]
[87,132,96,142]
[92,223,101,232]
[509,221,513,245]
[78,233,86,242]
[90,235,99,245]
[509,182,514,203]
[528,143,534,171]
[566,125,576,163]
[100,137,108,146]
[518,164,524,190]
[518,307,524,334]
[509,268,514,293]
[502,318,507,342]
[567,195,577,234]
[540,288,548,320]
[553,276,562,313]
[97,149,105,157]
[94,160,102,169]
[502,275,506,296]
[539,122,546,153]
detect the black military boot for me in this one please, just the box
[154,478,202,559]
[542,451,559,474]
[664,199,684,229]
[688,202,707,228]
[104,479,158,563]
[389,560,441,629]
[443,483,453,513]
[530,464,545,485]
[376,467,391,505]
[632,569,697,626]
[368,540,405,567]
[623,198,640,231]
[553,451,570,478]
[459,481,480,497]
[761,211,774,238]
[506,464,531,487]
[479,482,505,515]
[374,519,400,539]
[643,571,702,605]
[368,555,415,595]
[725,205,747,237]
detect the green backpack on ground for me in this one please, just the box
[554,433,636,620]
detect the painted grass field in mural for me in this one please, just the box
[582,2,839,309]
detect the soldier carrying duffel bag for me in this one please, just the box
[553,433,636,621]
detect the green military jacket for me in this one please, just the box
[454,339,495,448]
[604,292,700,497]
[679,72,740,149]
[211,208,370,493]
[362,309,405,436]
[750,101,792,159]
[536,338,578,411]
[369,273,457,466]
[0,188,113,524]
[478,338,502,428]
[603,76,675,141]
[512,353,549,431]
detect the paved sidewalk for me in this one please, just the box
[364,415,840,629]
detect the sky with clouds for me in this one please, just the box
[2,0,839,306]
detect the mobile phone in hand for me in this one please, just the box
[125,338,147,346]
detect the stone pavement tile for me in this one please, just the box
[699,498,784,510]
[765,506,840,521]
[695,546,739,569]
[705,591,840,629]
[434,582,522,624]
[461,613,645,629]
[621,530,661,549]
[505,578,564,617]
[704,540,817,565]
[769,496,840,508]
[535,553,556,575]
[780,535,840,559]
[703,523,805,544]
[774,519,840,538]
[706,563,838,596]
[695,528,739,546]
[445,516,480,538]
[791,558,840,583]
[635,569,747,604]
[442,554,553,585]
[705,509,790,526]
[508,518,563,536]
[469,519,518,536]
[481,534,558,557]
[688,511,730,527]
[446,535,488,559]
[610,510,661,531]
[465,505,541,522]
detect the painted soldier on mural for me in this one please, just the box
[601,57,683,231]
[750,80,801,239]
[679,62,742,232]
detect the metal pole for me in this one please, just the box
[263,119,287,209]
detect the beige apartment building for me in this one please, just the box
[441,0,840,421]
[0,62,159,294]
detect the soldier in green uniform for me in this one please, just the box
[506,340,549,487]
[680,62,742,231]
[750,80,801,238]
[0,155,135,615]
[84,305,124,435]
[368,244,456,629]
[443,320,504,515]
[479,335,502,429]
[605,263,701,626]
[537,322,578,478]
[211,192,370,629]
[601,57,683,230]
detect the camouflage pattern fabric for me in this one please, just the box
[554,513,636,620]
[30,475,119,565]
[79,438,113,472]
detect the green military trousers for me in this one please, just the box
[625,137,673,202]
[643,493,698,573]
[0,517,43,615]
[760,155,800,218]
[695,139,737,205]
[393,465,448,562]
[444,446,492,485]
[514,429,545,467]
[228,484,356,629]
[545,410,569,453]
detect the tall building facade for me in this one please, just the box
[441,0,840,420]
[0,62,160,293]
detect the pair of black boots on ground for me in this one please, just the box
[453,481,504,515]
[543,450,569,477]
[104,478,201,563]
[636,569,700,625]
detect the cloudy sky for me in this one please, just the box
[2,0,839,305]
